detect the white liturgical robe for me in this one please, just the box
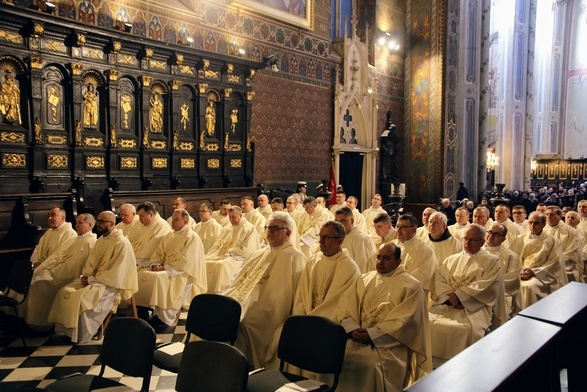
[544,221,583,282]
[362,206,386,234]
[193,218,222,254]
[352,209,367,233]
[129,213,172,267]
[135,226,206,325]
[337,266,432,391]
[394,235,437,296]
[211,210,230,227]
[424,232,463,267]
[428,249,506,364]
[30,222,77,264]
[115,215,140,238]
[342,226,377,273]
[256,204,273,220]
[167,214,197,231]
[48,230,137,343]
[298,206,332,257]
[484,244,523,314]
[224,242,305,368]
[244,209,266,236]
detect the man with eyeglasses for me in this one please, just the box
[128,201,172,269]
[393,214,436,297]
[493,204,523,246]
[30,207,77,269]
[362,194,386,236]
[484,222,522,316]
[424,212,462,267]
[512,205,530,232]
[416,207,436,240]
[429,224,506,367]
[204,206,260,293]
[329,190,347,213]
[48,211,137,344]
[509,212,567,309]
[335,207,377,273]
[115,203,140,237]
[336,242,432,391]
[194,202,222,253]
[544,206,583,282]
[224,212,305,369]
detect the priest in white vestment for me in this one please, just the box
[428,224,506,367]
[135,209,206,326]
[447,207,470,241]
[329,190,347,214]
[298,197,332,257]
[346,196,367,233]
[494,204,523,246]
[373,212,396,247]
[484,222,523,316]
[48,211,138,344]
[362,194,386,235]
[510,212,567,309]
[393,214,437,297]
[337,242,432,391]
[224,212,305,368]
[166,197,197,231]
[212,200,231,227]
[30,207,77,268]
[194,202,222,253]
[544,206,583,282]
[128,201,172,268]
[512,205,530,232]
[577,199,587,233]
[241,196,267,236]
[424,212,463,266]
[335,207,377,273]
[416,207,435,240]
[24,214,97,330]
[473,206,494,231]
[115,203,140,238]
[255,194,273,220]
[205,207,260,293]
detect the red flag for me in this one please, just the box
[328,160,337,205]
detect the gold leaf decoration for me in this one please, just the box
[2,153,26,167]
[181,158,195,169]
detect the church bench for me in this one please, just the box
[102,187,260,221]
[406,316,562,391]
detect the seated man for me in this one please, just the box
[424,212,463,266]
[298,196,332,257]
[48,211,138,344]
[362,194,386,235]
[494,204,523,246]
[135,209,206,326]
[373,212,396,246]
[544,206,583,282]
[329,190,347,214]
[346,196,367,233]
[212,199,231,227]
[241,196,267,235]
[224,212,306,368]
[24,214,97,331]
[166,197,197,230]
[510,212,567,309]
[512,205,530,232]
[205,207,260,293]
[194,202,222,253]
[447,207,470,240]
[129,201,172,268]
[335,207,377,273]
[115,203,140,237]
[472,206,494,231]
[337,242,432,391]
[256,194,273,220]
[416,207,435,240]
[270,197,285,212]
[428,224,506,367]
[30,207,77,268]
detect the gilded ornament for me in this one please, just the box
[198,83,208,94]
[106,69,120,81]
[202,59,210,70]
[224,131,229,150]
[180,102,189,131]
[144,48,153,59]
[28,56,44,69]
[152,157,167,169]
[83,48,103,60]
[176,54,184,65]
[179,142,194,151]
[246,134,256,152]
[1,131,25,144]
[44,40,66,53]
[228,75,240,83]
[34,118,42,145]
[47,154,68,168]
[246,91,255,101]
[76,33,86,47]
[75,120,82,146]
[32,23,44,37]
[170,80,181,90]
[47,135,67,145]
[110,123,117,148]
[199,130,205,150]
[181,158,195,169]
[118,55,135,65]
[2,153,26,167]
[227,144,242,152]
[68,63,83,75]
[150,60,167,70]
[223,88,232,98]
[121,94,132,129]
[173,130,179,151]
[48,87,59,123]
[141,75,153,87]
[142,126,150,149]
[230,159,242,168]
[151,140,166,149]
[230,109,238,133]
[180,66,194,75]
[119,139,136,149]
[0,30,22,44]
[84,137,103,148]
[204,70,219,79]
[226,64,234,74]
[149,92,163,133]
[120,156,137,168]
[0,75,22,124]
[112,41,122,53]
[207,159,220,169]
[83,84,99,127]
[204,143,219,152]
[205,101,216,136]
[86,156,104,169]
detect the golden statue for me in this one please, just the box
[230,108,238,133]
[75,120,82,146]
[110,123,117,148]
[149,92,163,133]
[121,94,132,129]
[83,84,98,127]
[0,75,21,124]
[34,118,43,145]
[205,100,216,136]
[48,87,59,123]
[180,102,189,131]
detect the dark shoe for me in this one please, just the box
[148,315,167,328]
[137,307,150,321]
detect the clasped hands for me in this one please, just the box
[520,267,535,280]
[350,328,372,344]
[447,292,463,309]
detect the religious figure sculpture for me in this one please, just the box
[180,102,189,131]
[110,123,117,148]
[142,125,150,149]
[121,94,132,129]
[75,120,82,147]
[173,130,179,151]
[230,108,238,133]
[205,100,216,136]
[48,87,59,123]
[34,117,43,145]
[0,75,21,124]
[83,84,98,127]
[150,92,163,133]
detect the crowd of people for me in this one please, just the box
[2,185,586,391]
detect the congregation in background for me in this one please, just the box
[1,181,586,392]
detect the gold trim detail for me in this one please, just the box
[112,41,122,53]
[207,158,220,169]
[152,157,168,169]
[170,80,181,90]
[84,137,103,148]
[150,60,167,70]
[106,69,120,81]
[32,23,44,37]
[227,144,242,152]
[223,88,233,97]
[47,154,68,169]
[0,30,22,44]
[175,54,184,65]
[230,159,242,168]
[83,48,103,59]
[179,142,194,151]
[204,70,219,79]
[119,139,136,149]
[141,76,153,87]
[47,135,67,145]
[76,33,86,46]
[151,140,166,149]
[144,48,153,59]
[28,56,44,69]
[228,75,240,83]
[68,63,83,76]
[181,158,195,169]
[85,156,104,169]
[2,153,26,167]
[203,143,219,152]
[0,132,25,143]
[198,83,208,94]
[180,65,194,75]
[43,40,67,53]
[246,91,255,101]
[118,54,135,65]
[120,156,137,169]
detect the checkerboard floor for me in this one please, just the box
[0,312,188,391]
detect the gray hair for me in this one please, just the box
[268,211,294,230]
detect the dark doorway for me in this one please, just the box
[339,152,364,208]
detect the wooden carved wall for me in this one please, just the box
[0,5,256,208]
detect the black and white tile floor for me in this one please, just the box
[0,312,188,391]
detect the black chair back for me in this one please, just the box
[6,259,33,296]
[176,341,249,392]
[278,315,347,375]
[186,293,241,344]
[99,318,156,391]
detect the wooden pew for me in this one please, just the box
[102,187,260,220]
[406,316,562,391]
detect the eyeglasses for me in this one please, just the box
[396,225,415,230]
[264,226,288,232]
[319,235,341,241]
[462,237,484,243]
[486,231,505,238]
[286,202,295,205]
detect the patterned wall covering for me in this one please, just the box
[250,72,333,183]
[404,0,444,203]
